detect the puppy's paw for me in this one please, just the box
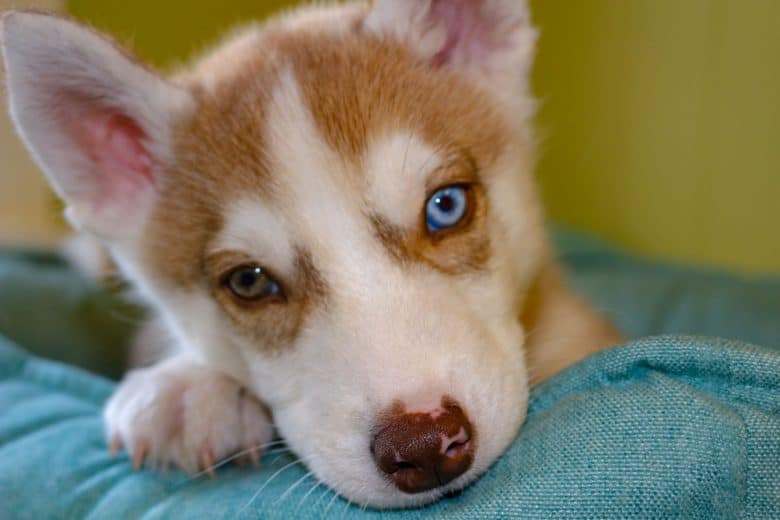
[104,359,273,475]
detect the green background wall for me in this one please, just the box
[69,0,780,274]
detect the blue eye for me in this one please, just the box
[226,265,284,303]
[426,185,470,233]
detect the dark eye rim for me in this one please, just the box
[424,183,477,241]
[219,264,287,307]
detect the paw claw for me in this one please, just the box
[104,362,273,475]
[132,441,149,470]
[201,448,216,478]
[109,436,123,458]
[248,447,261,468]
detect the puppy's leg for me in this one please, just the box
[127,316,181,369]
[104,356,273,474]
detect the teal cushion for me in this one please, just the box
[555,229,780,347]
[1,231,779,518]
[1,336,778,518]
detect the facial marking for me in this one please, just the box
[365,132,444,230]
[367,154,491,275]
[206,192,334,355]
[212,200,294,281]
[264,66,366,245]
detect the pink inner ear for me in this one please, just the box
[428,0,514,68]
[79,110,154,207]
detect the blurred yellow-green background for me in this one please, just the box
[1,0,778,274]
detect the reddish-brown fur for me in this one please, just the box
[142,9,518,351]
[79,3,618,374]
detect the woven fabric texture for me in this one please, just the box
[1,230,779,518]
[1,335,779,518]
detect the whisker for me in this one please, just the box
[265,446,296,456]
[293,479,323,514]
[313,483,336,510]
[323,489,342,518]
[265,449,294,468]
[355,482,371,516]
[188,439,288,480]
[275,470,315,505]
[339,496,353,520]
[260,440,290,451]
[239,459,303,513]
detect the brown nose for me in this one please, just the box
[371,400,475,494]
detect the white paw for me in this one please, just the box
[104,359,273,475]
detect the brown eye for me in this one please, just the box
[223,265,284,303]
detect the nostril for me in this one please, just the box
[395,461,417,471]
[442,424,472,459]
[444,439,470,458]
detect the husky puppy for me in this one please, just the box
[1,0,621,508]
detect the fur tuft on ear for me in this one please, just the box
[0,11,194,239]
[365,0,537,109]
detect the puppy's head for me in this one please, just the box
[1,0,545,508]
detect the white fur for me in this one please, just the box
[214,201,296,280]
[104,356,273,474]
[365,0,450,62]
[365,132,444,229]
[264,68,367,257]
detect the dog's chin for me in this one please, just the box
[289,432,511,510]
[328,467,484,510]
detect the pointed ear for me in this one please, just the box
[1,12,194,239]
[365,0,537,107]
